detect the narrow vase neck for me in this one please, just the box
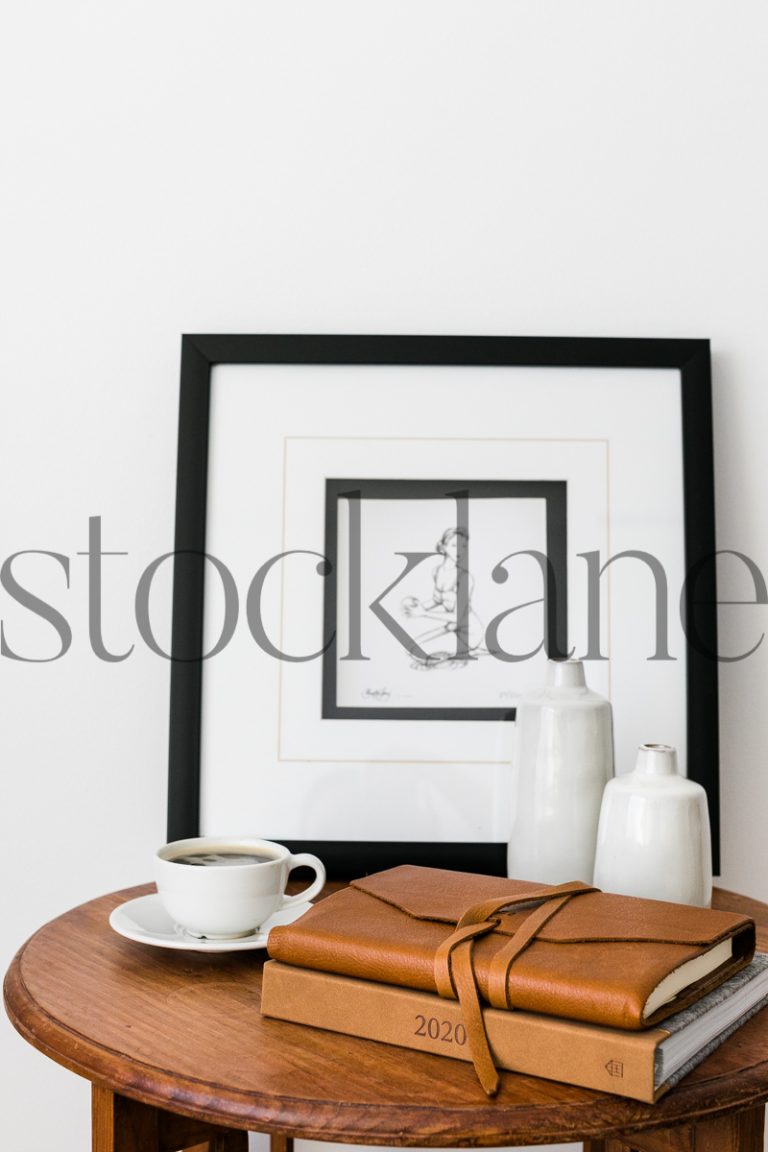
[546,659,586,689]
[636,743,678,776]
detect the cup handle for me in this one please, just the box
[280,853,326,906]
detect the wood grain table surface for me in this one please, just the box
[5,883,768,1152]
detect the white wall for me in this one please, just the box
[3,3,768,1150]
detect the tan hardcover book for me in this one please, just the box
[261,956,768,1104]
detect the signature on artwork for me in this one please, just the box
[362,687,392,702]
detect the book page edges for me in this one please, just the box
[644,938,733,1018]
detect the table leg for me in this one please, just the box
[93,1085,159,1152]
[209,1133,249,1152]
[185,1138,249,1152]
[582,1103,765,1151]
[92,1084,249,1152]
[691,1108,765,1151]
[270,1137,294,1152]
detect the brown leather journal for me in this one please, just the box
[267,865,755,1095]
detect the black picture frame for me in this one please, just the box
[321,478,569,721]
[167,334,718,877]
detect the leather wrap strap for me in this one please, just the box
[433,881,596,1096]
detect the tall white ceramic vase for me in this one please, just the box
[507,659,614,884]
[593,743,712,907]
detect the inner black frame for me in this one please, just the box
[322,478,568,721]
[167,334,719,877]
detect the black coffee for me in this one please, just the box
[171,851,275,867]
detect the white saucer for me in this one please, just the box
[109,893,312,953]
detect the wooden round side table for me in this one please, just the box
[5,884,768,1152]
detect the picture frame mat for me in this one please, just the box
[198,361,688,846]
[280,436,607,758]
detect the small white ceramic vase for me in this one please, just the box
[507,659,614,884]
[593,743,712,907]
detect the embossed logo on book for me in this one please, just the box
[605,1060,624,1078]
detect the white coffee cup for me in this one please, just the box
[154,836,326,939]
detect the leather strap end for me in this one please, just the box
[433,882,596,1095]
[451,940,501,1097]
